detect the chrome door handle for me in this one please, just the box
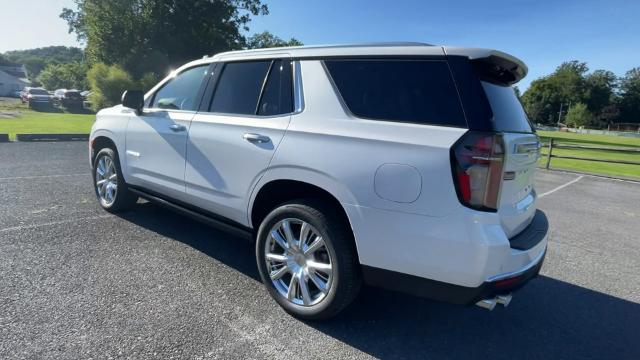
[243,133,270,143]
[169,124,187,132]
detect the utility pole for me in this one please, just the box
[557,102,563,126]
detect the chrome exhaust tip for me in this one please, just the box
[496,294,512,307]
[476,298,497,311]
[475,293,512,311]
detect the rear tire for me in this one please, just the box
[255,199,361,320]
[92,147,138,212]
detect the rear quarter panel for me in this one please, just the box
[264,60,466,217]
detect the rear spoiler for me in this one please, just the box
[443,47,528,86]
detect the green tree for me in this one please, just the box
[87,63,136,111]
[522,61,590,125]
[61,0,268,78]
[36,62,88,90]
[138,72,160,92]
[245,31,303,49]
[565,102,592,128]
[618,68,640,124]
[584,70,618,126]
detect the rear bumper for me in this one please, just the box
[352,205,549,305]
[363,245,546,305]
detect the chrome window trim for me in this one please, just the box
[142,108,198,115]
[293,60,305,113]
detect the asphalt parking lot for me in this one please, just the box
[1,142,639,360]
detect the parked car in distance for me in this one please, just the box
[53,89,84,108]
[80,90,93,110]
[19,87,32,103]
[22,87,52,108]
[89,43,547,320]
[53,89,67,101]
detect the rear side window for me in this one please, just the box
[481,82,533,133]
[210,61,271,115]
[258,60,293,116]
[151,65,208,111]
[324,59,466,127]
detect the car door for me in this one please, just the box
[185,58,295,225]
[125,64,210,200]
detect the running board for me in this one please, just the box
[128,188,253,241]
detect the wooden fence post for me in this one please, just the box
[545,138,554,169]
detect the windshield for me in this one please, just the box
[29,89,49,95]
[481,81,533,133]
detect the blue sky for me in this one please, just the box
[1,0,639,90]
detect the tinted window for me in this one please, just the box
[481,82,533,133]
[258,60,293,116]
[210,61,271,115]
[324,60,466,127]
[151,65,208,111]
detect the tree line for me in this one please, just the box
[521,61,640,128]
[2,0,301,111]
[58,0,303,110]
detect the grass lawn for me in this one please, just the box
[0,97,95,140]
[537,131,640,180]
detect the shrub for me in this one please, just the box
[87,63,136,111]
[565,102,593,128]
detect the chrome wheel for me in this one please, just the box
[95,155,118,207]
[264,218,333,306]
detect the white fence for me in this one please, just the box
[536,126,640,138]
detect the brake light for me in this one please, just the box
[450,131,505,211]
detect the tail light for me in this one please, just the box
[450,131,505,212]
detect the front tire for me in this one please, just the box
[92,147,137,212]
[256,199,361,320]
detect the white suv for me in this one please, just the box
[89,43,548,319]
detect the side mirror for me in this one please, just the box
[122,90,144,113]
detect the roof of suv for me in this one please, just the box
[178,42,527,84]
[212,42,523,68]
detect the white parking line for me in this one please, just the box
[0,214,112,233]
[538,175,583,198]
[0,173,90,181]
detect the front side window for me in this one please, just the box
[151,65,208,111]
[324,59,466,127]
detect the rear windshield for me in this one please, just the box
[324,59,467,128]
[481,82,533,133]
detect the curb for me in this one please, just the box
[15,134,89,142]
[0,134,8,142]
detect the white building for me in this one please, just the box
[0,65,30,96]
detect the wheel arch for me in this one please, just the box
[249,177,358,255]
[90,130,129,182]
